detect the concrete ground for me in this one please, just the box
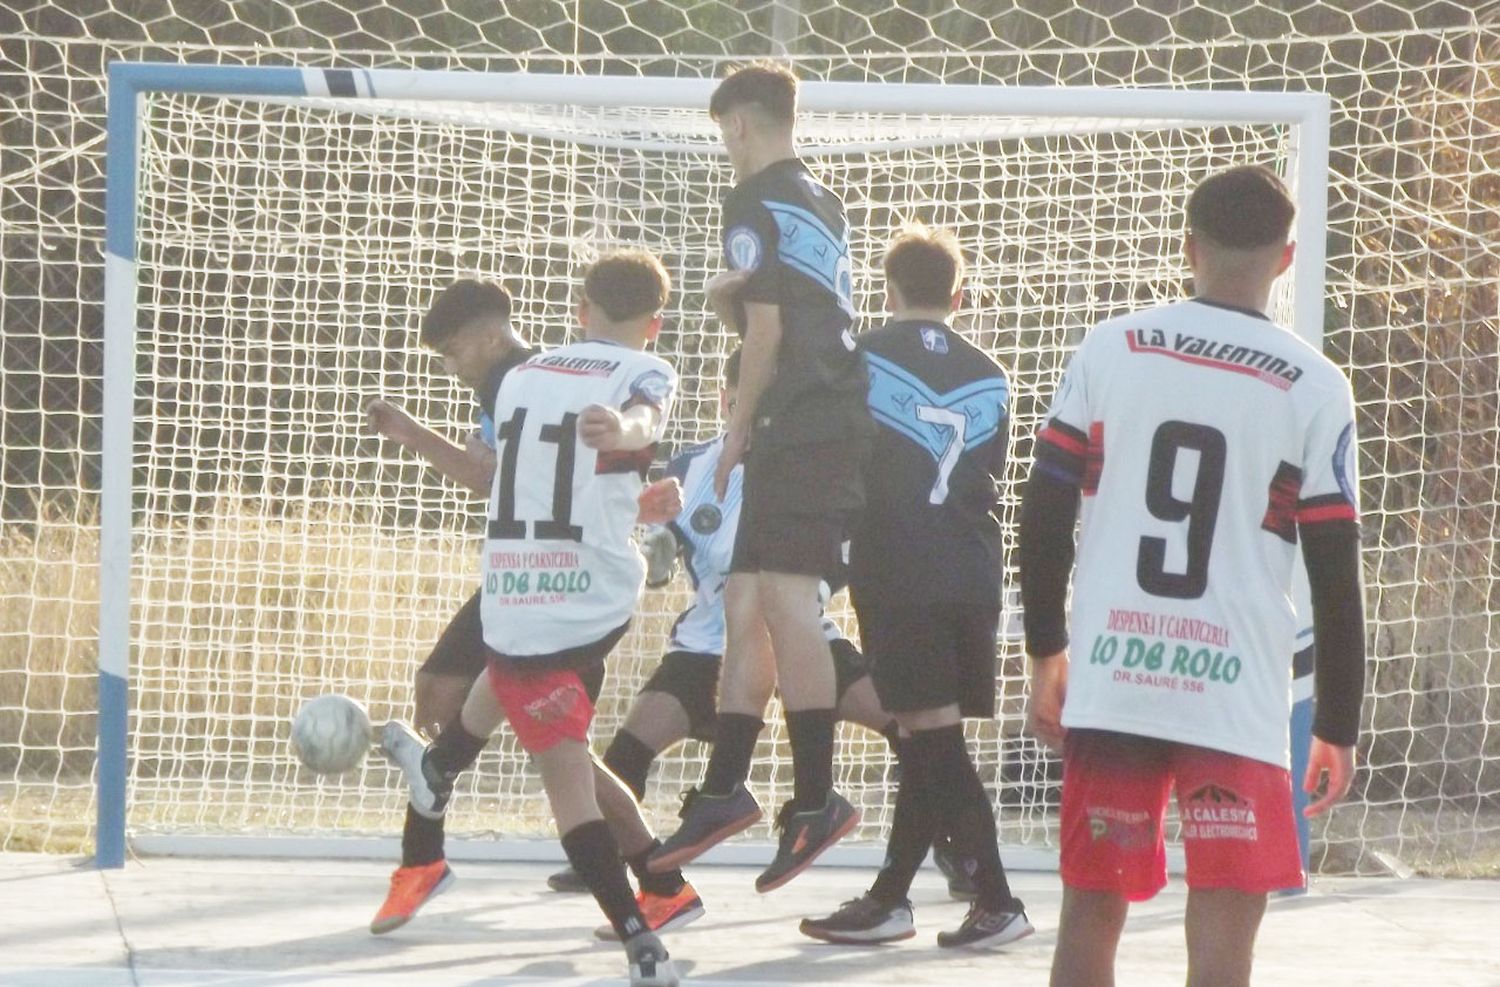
[3,852,1497,986]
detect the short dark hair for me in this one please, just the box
[1186,165,1296,250]
[421,280,512,348]
[723,347,741,388]
[583,250,671,323]
[709,62,798,124]
[884,227,964,308]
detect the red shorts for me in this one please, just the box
[486,661,596,753]
[1060,729,1304,901]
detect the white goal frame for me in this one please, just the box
[98,60,1330,869]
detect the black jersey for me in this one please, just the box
[473,344,537,445]
[720,158,870,447]
[849,320,1010,606]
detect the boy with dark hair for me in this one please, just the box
[801,227,1030,948]
[1021,165,1365,986]
[650,60,875,896]
[382,251,683,986]
[365,279,533,932]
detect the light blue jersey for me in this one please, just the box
[663,437,743,655]
[660,435,843,656]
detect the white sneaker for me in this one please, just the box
[625,930,679,987]
[380,720,449,819]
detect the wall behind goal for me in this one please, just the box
[1,1,1496,876]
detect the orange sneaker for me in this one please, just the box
[594,881,706,941]
[370,860,454,934]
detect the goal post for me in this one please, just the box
[99,60,1330,869]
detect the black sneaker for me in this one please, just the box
[936,901,1034,949]
[546,864,587,893]
[931,837,978,901]
[646,783,763,874]
[755,792,860,894]
[799,893,915,945]
[624,930,680,987]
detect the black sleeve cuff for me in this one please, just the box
[1019,467,1080,658]
[1300,519,1367,746]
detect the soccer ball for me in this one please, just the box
[291,694,372,775]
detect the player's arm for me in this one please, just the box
[1298,393,1368,817]
[365,398,492,494]
[1017,355,1090,751]
[716,301,780,498]
[579,402,663,452]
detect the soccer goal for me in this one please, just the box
[98,62,1329,868]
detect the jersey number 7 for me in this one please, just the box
[488,407,585,542]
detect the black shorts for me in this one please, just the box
[856,601,999,718]
[418,590,489,680]
[638,638,873,742]
[730,438,867,578]
[640,650,722,742]
[486,620,631,676]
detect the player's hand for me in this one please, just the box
[641,525,681,588]
[578,404,624,451]
[706,269,750,330]
[1026,651,1069,753]
[715,425,748,501]
[1303,737,1356,817]
[365,399,417,444]
[637,477,684,525]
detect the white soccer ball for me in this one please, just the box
[291,693,372,775]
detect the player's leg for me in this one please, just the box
[755,563,861,892]
[1050,729,1174,983]
[828,638,971,899]
[372,592,486,934]
[1172,743,1302,987]
[649,581,775,873]
[1183,889,1266,987]
[1050,887,1129,987]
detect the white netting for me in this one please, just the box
[2,1,1497,876]
[119,86,1295,850]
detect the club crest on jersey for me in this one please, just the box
[630,369,672,407]
[726,225,763,271]
[920,326,949,354]
[690,503,723,534]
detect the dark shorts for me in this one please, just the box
[730,438,867,578]
[639,638,873,743]
[418,590,489,680]
[486,620,630,675]
[855,601,999,718]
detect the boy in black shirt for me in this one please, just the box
[800,229,1031,947]
[649,63,874,893]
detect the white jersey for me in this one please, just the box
[479,340,676,660]
[661,434,845,656]
[1037,299,1359,767]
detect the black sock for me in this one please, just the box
[786,708,836,812]
[562,819,646,942]
[626,838,687,897]
[927,725,1016,910]
[400,804,446,868]
[603,730,657,802]
[425,716,488,781]
[701,713,762,796]
[868,728,941,906]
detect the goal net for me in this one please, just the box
[91,64,1329,863]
